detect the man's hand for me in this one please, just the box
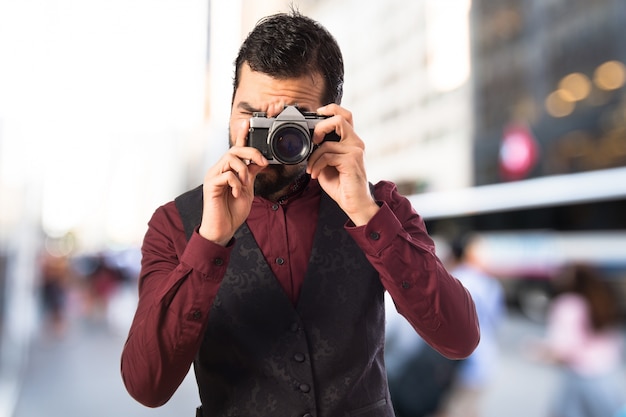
[199,121,268,246]
[306,104,379,226]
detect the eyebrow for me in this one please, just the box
[236,101,314,114]
[237,101,260,113]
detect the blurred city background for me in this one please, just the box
[1,0,626,416]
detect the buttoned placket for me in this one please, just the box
[267,201,291,289]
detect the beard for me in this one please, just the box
[254,163,307,200]
[229,128,307,201]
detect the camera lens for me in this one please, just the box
[270,125,312,164]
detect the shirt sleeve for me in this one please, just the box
[120,202,231,407]
[345,181,480,359]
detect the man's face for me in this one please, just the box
[230,64,326,199]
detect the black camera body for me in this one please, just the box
[248,105,340,164]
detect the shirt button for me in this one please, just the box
[213,257,224,266]
[293,352,305,362]
[276,257,285,265]
[299,383,311,393]
[401,281,411,289]
[190,310,202,320]
[369,231,380,240]
[271,204,279,211]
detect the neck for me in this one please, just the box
[273,173,310,204]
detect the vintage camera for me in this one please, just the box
[248,105,340,164]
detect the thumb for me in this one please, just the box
[247,163,267,179]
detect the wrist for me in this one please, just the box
[348,200,380,226]
[198,225,232,247]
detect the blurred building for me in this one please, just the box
[426,0,626,316]
[463,0,626,227]
[472,0,626,186]
[299,0,474,193]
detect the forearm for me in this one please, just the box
[121,230,229,407]
[386,258,480,359]
[347,194,479,359]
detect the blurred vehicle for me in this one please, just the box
[410,167,626,321]
[471,231,626,322]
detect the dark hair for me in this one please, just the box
[232,9,344,105]
[450,233,474,263]
[557,263,621,330]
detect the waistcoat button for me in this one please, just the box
[293,352,305,362]
[299,383,311,393]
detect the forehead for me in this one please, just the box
[233,64,325,111]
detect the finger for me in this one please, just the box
[234,119,249,147]
[233,119,269,167]
[308,156,339,180]
[312,112,360,149]
[211,153,250,187]
[225,172,243,198]
[247,163,267,181]
[312,117,346,145]
[205,170,242,198]
[266,101,286,117]
[308,144,363,178]
[307,147,338,179]
[307,140,344,171]
[317,104,353,125]
[223,147,269,175]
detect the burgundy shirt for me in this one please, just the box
[121,179,479,407]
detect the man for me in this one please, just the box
[121,10,479,417]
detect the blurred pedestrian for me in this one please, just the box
[530,263,625,417]
[385,293,462,417]
[436,233,506,417]
[39,251,71,337]
[84,253,124,322]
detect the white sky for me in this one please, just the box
[0,0,208,244]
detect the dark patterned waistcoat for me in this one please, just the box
[175,186,394,417]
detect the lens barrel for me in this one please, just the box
[268,124,312,164]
